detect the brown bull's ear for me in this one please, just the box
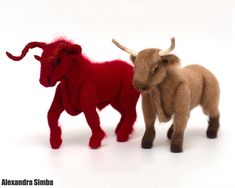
[130,55,136,64]
[64,44,82,55]
[161,54,180,65]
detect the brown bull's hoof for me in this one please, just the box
[141,140,153,149]
[206,130,217,139]
[170,144,183,153]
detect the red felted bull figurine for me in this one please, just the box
[6,38,140,149]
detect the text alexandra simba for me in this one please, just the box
[1,179,53,186]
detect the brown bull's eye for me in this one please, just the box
[152,64,159,74]
[55,59,61,65]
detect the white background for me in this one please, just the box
[0,0,235,187]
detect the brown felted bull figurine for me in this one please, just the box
[112,37,220,153]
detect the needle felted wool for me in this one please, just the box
[113,38,220,153]
[6,38,140,149]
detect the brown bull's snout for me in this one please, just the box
[133,80,149,92]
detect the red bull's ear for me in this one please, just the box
[34,55,41,61]
[64,44,82,55]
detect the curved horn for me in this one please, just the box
[6,42,47,61]
[112,39,138,57]
[159,37,175,56]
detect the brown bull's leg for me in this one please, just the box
[207,116,220,138]
[171,114,188,153]
[171,83,190,153]
[141,93,156,149]
[167,124,174,140]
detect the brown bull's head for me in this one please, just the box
[6,39,82,87]
[112,37,180,92]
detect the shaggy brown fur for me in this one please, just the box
[113,38,220,153]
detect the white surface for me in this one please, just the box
[0,0,235,187]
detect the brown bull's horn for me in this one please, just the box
[6,42,47,61]
[159,37,175,56]
[112,39,138,57]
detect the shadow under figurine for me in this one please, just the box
[112,37,220,153]
[6,38,140,149]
